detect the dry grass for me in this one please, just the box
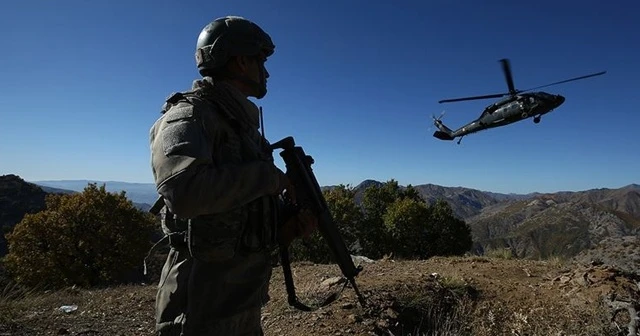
[0,282,156,335]
[484,248,513,260]
[0,256,637,336]
[389,275,477,336]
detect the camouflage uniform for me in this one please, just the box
[149,16,286,336]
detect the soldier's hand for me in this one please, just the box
[283,182,297,205]
[276,169,297,204]
[278,208,318,246]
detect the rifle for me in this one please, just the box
[270,136,367,311]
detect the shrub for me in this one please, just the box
[3,183,156,289]
[382,197,431,258]
[289,184,363,263]
[290,180,474,263]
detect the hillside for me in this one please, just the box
[331,179,520,220]
[1,256,638,335]
[33,180,159,205]
[574,235,640,276]
[0,176,150,257]
[13,177,640,267]
[33,179,639,221]
[411,183,503,219]
[342,181,640,270]
[31,178,522,217]
[0,175,63,256]
[2,175,639,334]
[0,175,48,229]
[537,184,640,218]
[465,186,640,273]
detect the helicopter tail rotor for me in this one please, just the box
[428,111,445,131]
[431,111,455,141]
[432,110,446,122]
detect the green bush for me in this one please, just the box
[3,183,156,289]
[424,199,474,257]
[289,184,363,263]
[382,197,431,258]
[290,179,474,263]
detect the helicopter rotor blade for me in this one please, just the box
[438,93,507,103]
[520,71,607,92]
[500,59,517,94]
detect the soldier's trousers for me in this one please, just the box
[155,247,273,335]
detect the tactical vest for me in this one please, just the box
[154,86,280,263]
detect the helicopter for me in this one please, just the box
[432,58,606,144]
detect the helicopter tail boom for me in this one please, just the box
[433,130,454,141]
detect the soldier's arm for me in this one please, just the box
[150,102,286,218]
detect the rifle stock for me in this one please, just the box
[271,136,366,311]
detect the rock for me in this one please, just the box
[347,314,361,323]
[573,272,590,286]
[341,302,354,309]
[376,320,389,329]
[320,276,346,289]
[383,308,398,320]
[351,255,375,264]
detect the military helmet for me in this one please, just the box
[195,16,275,75]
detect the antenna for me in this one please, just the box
[259,106,265,138]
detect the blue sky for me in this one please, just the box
[1,0,638,194]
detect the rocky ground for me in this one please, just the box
[1,255,639,336]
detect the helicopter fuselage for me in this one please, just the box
[438,91,565,140]
[432,58,604,144]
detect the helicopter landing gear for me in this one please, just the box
[533,116,541,124]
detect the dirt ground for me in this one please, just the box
[1,256,638,336]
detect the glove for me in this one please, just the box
[273,167,297,202]
[277,208,318,246]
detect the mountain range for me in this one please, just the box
[33,179,160,207]
[31,178,547,211]
[2,175,638,274]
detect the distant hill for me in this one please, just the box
[31,178,638,221]
[38,185,75,195]
[0,175,75,256]
[33,180,158,206]
[18,176,640,271]
[320,179,640,272]
[0,175,152,257]
[338,179,530,219]
[464,184,640,273]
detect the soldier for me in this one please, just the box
[149,16,317,335]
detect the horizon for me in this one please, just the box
[2,1,638,195]
[24,176,639,196]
